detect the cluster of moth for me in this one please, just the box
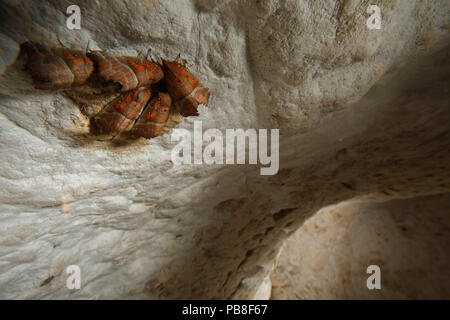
[21,42,210,141]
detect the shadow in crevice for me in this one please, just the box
[142,44,450,299]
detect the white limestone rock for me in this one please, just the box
[0,0,449,299]
[271,194,450,299]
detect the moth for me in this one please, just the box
[131,92,177,139]
[21,42,94,89]
[162,60,210,117]
[21,42,210,141]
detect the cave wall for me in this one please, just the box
[271,194,450,299]
[0,0,449,299]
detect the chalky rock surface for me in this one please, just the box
[0,0,449,299]
[271,195,450,299]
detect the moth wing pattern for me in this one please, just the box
[88,52,163,92]
[60,50,95,87]
[22,42,94,90]
[92,87,151,138]
[20,42,211,142]
[117,57,164,88]
[162,60,210,117]
[88,51,139,92]
[132,92,182,139]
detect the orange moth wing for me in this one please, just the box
[162,60,210,117]
[22,42,94,89]
[132,92,172,138]
[93,87,151,136]
[118,57,164,88]
[88,52,163,92]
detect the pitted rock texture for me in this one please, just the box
[271,194,450,299]
[0,0,449,299]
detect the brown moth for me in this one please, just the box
[162,60,210,117]
[21,42,94,90]
[132,92,180,139]
[88,52,163,92]
[92,87,151,137]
